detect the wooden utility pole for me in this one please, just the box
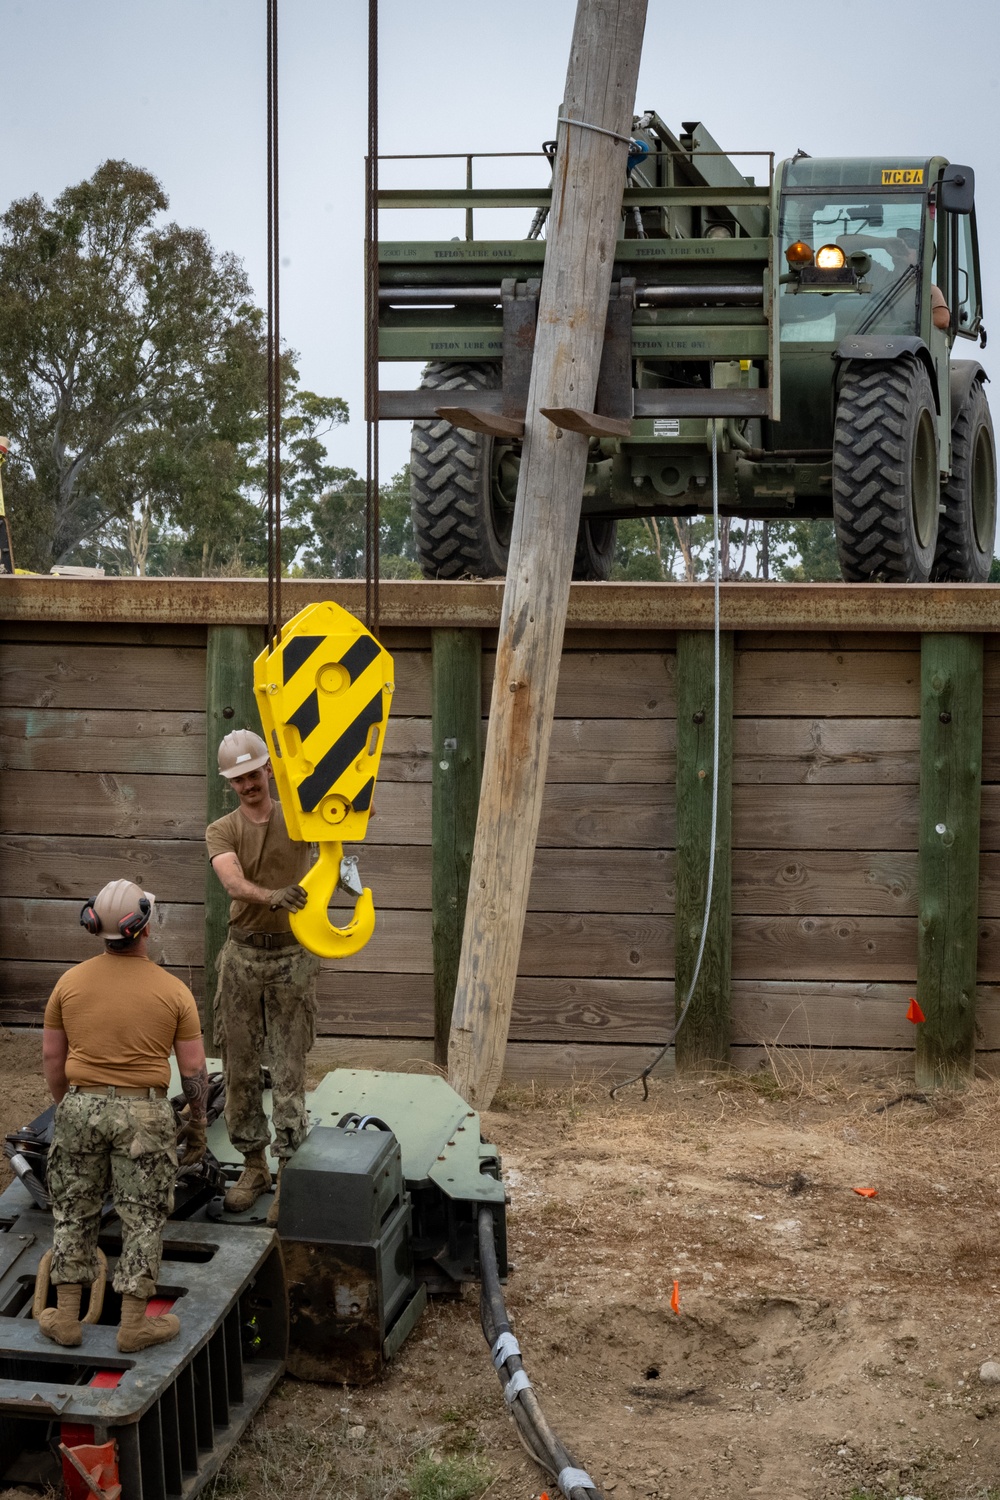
[448,0,648,1107]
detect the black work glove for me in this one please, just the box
[176,1117,207,1171]
[268,884,308,912]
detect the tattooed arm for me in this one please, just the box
[174,1037,209,1122]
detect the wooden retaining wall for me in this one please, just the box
[3,578,1000,1082]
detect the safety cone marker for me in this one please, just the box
[670,1280,680,1315]
[852,1187,878,1199]
[906,997,926,1023]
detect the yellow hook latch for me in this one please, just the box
[253,600,394,959]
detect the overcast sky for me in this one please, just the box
[6,0,999,479]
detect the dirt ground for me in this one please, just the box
[3,1028,1000,1500]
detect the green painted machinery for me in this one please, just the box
[377,114,995,583]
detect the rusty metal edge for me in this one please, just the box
[2,577,1000,632]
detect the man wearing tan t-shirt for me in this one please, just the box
[39,878,208,1353]
[207,729,321,1224]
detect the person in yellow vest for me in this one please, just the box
[207,730,321,1225]
[40,879,208,1352]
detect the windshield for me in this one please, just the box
[779,194,924,342]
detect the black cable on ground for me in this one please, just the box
[477,1208,606,1500]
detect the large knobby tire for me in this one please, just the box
[410,361,617,581]
[932,378,997,582]
[410,363,513,580]
[832,355,939,582]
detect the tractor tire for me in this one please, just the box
[832,355,939,583]
[410,361,618,581]
[410,363,513,580]
[573,515,618,581]
[932,378,997,582]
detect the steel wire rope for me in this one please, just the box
[265,0,282,645]
[611,416,722,1101]
[364,0,380,637]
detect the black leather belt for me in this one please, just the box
[229,928,299,951]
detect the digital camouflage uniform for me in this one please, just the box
[214,940,320,1160]
[48,1091,177,1299]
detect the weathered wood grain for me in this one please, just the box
[0,898,204,967]
[481,651,677,719]
[734,650,920,717]
[675,629,733,1071]
[732,850,918,915]
[733,785,919,849]
[0,835,206,900]
[737,632,919,653]
[1,644,206,710]
[382,717,678,784]
[0,709,206,774]
[916,634,983,1085]
[977,785,1000,847]
[1,623,208,647]
[729,980,953,1047]
[731,914,917,981]
[733,718,919,785]
[0,771,206,839]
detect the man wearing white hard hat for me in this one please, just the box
[38,879,208,1352]
[206,729,321,1224]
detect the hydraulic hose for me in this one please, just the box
[477,1209,606,1500]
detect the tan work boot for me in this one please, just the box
[223,1150,271,1213]
[117,1293,180,1353]
[265,1162,285,1227]
[38,1283,83,1347]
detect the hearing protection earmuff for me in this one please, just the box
[80,897,152,941]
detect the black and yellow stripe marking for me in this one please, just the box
[298,690,385,813]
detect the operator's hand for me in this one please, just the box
[176,1117,207,1172]
[269,884,308,912]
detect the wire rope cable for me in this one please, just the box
[364,0,381,637]
[611,416,722,1100]
[265,0,282,645]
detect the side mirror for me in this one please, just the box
[939,164,975,215]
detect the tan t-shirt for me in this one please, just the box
[44,953,201,1090]
[206,801,311,934]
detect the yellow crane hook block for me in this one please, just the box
[253,600,395,959]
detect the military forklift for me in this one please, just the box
[376,115,995,583]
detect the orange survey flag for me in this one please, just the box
[670,1280,680,1314]
[907,997,926,1023]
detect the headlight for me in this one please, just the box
[785,241,814,266]
[815,244,846,270]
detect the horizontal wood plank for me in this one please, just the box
[731,914,917,981]
[733,785,919,849]
[733,718,919,785]
[732,850,917,915]
[0,771,206,839]
[737,632,920,653]
[0,709,205,774]
[383,716,678,784]
[1,623,208,647]
[484,651,677,719]
[734,651,920,717]
[0,644,206,711]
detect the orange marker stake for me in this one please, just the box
[906,997,926,1023]
[670,1280,680,1315]
[852,1187,878,1199]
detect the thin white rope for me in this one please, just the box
[672,417,722,1035]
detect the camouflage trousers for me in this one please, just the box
[215,937,320,1161]
[48,1091,177,1300]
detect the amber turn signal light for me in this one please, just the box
[785,240,814,266]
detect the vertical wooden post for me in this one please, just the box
[448,0,648,1107]
[204,624,264,1050]
[674,630,734,1072]
[916,632,983,1089]
[432,629,482,1068]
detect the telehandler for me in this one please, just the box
[376,115,995,583]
